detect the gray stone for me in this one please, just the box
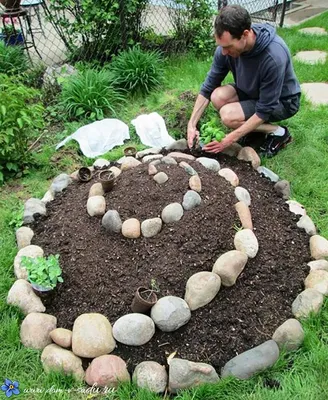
[85,355,130,388]
[153,172,168,184]
[151,296,191,332]
[169,358,219,393]
[7,279,45,314]
[143,154,163,163]
[196,157,220,172]
[41,190,55,204]
[274,180,291,200]
[149,159,161,166]
[102,210,122,233]
[121,157,142,171]
[23,198,46,224]
[51,173,72,194]
[41,344,84,381]
[299,27,327,35]
[292,289,324,318]
[141,218,162,238]
[161,203,184,224]
[165,139,188,152]
[16,227,34,250]
[133,361,167,393]
[87,196,106,217]
[113,314,155,346]
[308,259,328,272]
[310,235,328,260]
[182,190,201,211]
[179,161,198,176]
[184,272,221,310]
[168,152,195,161]
[212,250,248,287]
[294,50,327,65]
[136,148,162,159]
[20,313,57,350]
[93,158,110,169]
[161,156,178,165]
[301,83,328,106]
[234,186,251,206]
[257,166,279,182]
[297,215,317,236]
[304,270,328,295]
[286,200,306,216]
[14,245,44,280]
[234,229,259,258]
[221,143,242,157]
[221,340,279,380]
[50,328,72,348]
[72,313,116,358]
[272,319,304,351]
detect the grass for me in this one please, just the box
[1,11,328,399]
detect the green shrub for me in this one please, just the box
[60,69,126,121]
[110,46,164,95]
[0,74,44,184]
[20,254,63,289]
[0,41,29,75]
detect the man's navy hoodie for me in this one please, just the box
[200,23,301,121]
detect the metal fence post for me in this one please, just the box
[280,0,288,27]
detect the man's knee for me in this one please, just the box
[210,86,236,110]
[220,104,245,128]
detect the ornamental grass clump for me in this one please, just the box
[0,41,28,75]
[110,46,164,95]
[60,68,126,121]
[20,254,63,290]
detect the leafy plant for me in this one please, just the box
[0,41,28,75]
[60,69,126,121]
[0,74,45,184]
[48,0,149,62]
[110,46,164,95]
[20,254,63,289]
[199,118,225,145]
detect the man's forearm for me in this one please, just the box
[188,94,210,127]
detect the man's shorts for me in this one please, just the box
[229,83,301,122]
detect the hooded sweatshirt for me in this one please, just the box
[200,23,301,120]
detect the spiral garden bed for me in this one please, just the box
[28,150,310,373]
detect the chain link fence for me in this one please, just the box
[0,0,288,67]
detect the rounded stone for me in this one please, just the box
[102,210,122,233]
[286,200,306,216]
[121,157,142,171]
[141,218,162,238]
[20,313,57,350]
[294,50,327,65]
[148,164,158,175]
[72,313,115,358]
[189,175,201,192]
[14,245,44,280]
[235,201,253,230]
[89,183,104,197]
[234,186,251,206]
[196,157,220,172]
[307,259,328,272]
[93,158,110,169]
[237,146,261,169]
[85,355,130,388]
[184,271,221,311]
[292,289,324,318]
[182,190,201,211]
[274,180,291,200]
[153,172,168,184]
[234,229,259,258]
[310,235,328,260]
[133,361,168,393]
[122,218,141,238]
[304,270,328,295]
[272,319,304,351]
[218,168,239,186]
[143,154,163,163]
[50,328,72,348]
[7,279,45,314]
[297,215,317,236]
[212,250,248,287]
[162,156,177,165]
[113,314,155,346]
[161,203,184,224]
[87,196,106,217]
[151,296,191,332]
[109,166,121,178]
[15,227,34,250]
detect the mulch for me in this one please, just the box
[30,153,310,373]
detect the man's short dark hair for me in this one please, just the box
[214,5,251,40]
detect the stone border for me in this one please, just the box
[8,141,328,393]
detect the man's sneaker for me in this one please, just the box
[259,127,292,158]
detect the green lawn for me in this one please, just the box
[1,11,328,400]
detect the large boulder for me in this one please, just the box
[7,279,45,314]
[133,361,167,393]
[20,313,57,350]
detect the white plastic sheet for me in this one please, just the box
[131,112,175,148]
[56,119,130,158]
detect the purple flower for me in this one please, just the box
[1,379,20,398]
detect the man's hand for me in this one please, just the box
[187,125,199,149]
[203,133,235,153]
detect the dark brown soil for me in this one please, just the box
[31,154,310,373]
